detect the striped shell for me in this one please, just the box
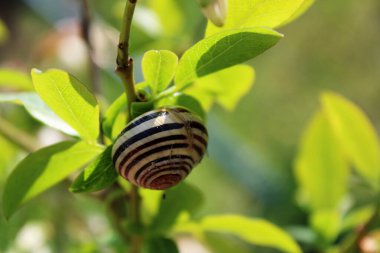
[112,107,208,190]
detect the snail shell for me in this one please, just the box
[112,107,208,190]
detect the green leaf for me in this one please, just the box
[0,69,33,91]
[175,27,281,88]
[31,69,100,142]
[140,189,165,225]
[155,93,206,120]
[70,146,117,193]
[321,92,380,189]
[0,92,77,135]
[341,205,376,233]
[150,183,204,234]
[310,210,341,243]
[205,0,304,37]
[281,0,315,27]
[294,111,348,210]
[142,50,178,95]
[143,237,179,253]
[0,135,17,176]
[204,232,252,253]
[201,215,302,253]
[2,141,102,218]
[131,101,154,119]
[102,94,127,140]
[185,65,255,111]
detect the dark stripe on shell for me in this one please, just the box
[136,161,193,183]
[113,122,184,164]
[150,174,183,190]
[193,134,208,147]
[189,121,208,134]
[128,154,194,180]
[116,134,188,168]
[140,167,189,188]
[117,110,169,138]
[122,143,190,173]
[193,144,205,158]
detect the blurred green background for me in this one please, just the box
[0,0,380,252]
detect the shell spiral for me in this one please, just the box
[112,107,208,190]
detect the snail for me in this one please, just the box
[112,107,208,190]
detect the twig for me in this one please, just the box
[115,1,142,252]
[79,0,101,95]
[0,117,38,152]
[116,0,138,110]
[129,184,142,253]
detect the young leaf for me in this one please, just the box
[340,205,376,233]
[205,0,305,37]
[201,215,302,253]
[143,237,179,253]
[321,92,380,189]
[175,27,282,88]
[281,0,316,27]
[184,64,255,111]
[70,146,117,193]
[150,183,204,234]
[155,93,206,120]
[2,141,103,218]
[142,50,178,95]
[0,69,33,91]
[204,232,252,253]
[310,210,341,243]
[294,111,348,210]
[102,94,127,140]
[0,92,77,136]
[31,69,100,142]
[131,101,154,119]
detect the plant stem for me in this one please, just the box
[115,1,142,252]
[116,0,138,110]
[130,185,142,253]
[0,117,38,152]
[79,0,101,95]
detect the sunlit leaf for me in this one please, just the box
[0,69,33,91]
[147,0,184,37]
[70,146,117,193]
[321,92,380,189]
[205,0,304,37]
[3,141,102,218]
[31,69,100,142]
[102,94,127,140]
[341,205,376,233]
[142,50,178,95]
[0,92,77,136]
[310,210,341,243]
[294,111,348,210]
[175,27,281,88]
[150,183,204,234]
[185,65,255,111]
[201,215,302,253]
[140,189,164,225]
[281,0,315,27]
[0,135,17,176]
[155,93,206,120]
[131,101,154,119]
[204,232,252,253]
[143,237,179,253]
